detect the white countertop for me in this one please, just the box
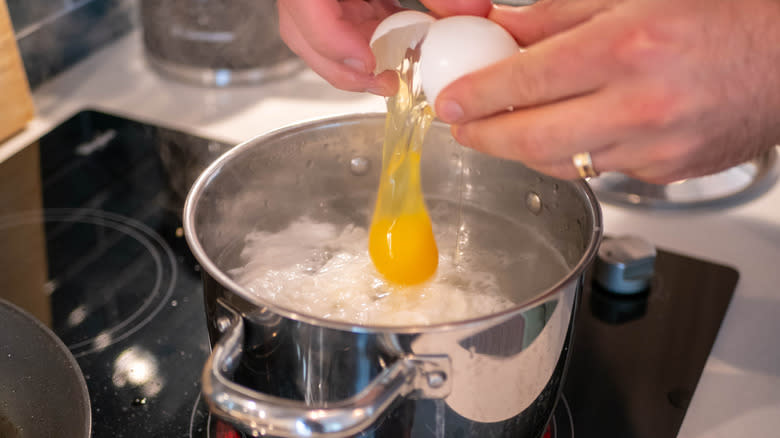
[2,31,779,438]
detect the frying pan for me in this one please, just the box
[0,299,91,437]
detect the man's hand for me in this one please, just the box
[437,0,780,183]
[278,0,492,96]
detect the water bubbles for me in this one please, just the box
[230,218,514,326]
[349,156,371,176]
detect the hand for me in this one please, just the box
[278,0,493,96]
[436,0,780,183]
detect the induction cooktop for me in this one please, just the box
[0,110,737,437]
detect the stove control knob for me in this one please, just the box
[594,235,656,294]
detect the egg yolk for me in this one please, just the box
[369,50,438,285]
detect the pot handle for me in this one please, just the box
[202,301,452,438]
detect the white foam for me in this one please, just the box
[230,217,516,326]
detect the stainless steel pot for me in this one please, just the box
[183,114,602,437]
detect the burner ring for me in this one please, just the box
[548,394,575,438]
[189,393,207,438]
[0,208,177,357]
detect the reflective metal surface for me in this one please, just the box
[203,300,452,437]
[184,114,603,437]
[589,148,777,208]
[0,299,91,438]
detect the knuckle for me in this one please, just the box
[507,58,546,105]
[641,136,702,170]
[522,120,572,164]
[516,129,550,164]
[611,18,686,74]
[647,142,686,165]
[621,89,683,131]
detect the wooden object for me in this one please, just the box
[0,143,51,326]
[0,0,34,142]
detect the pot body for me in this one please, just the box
[184,114,602,437]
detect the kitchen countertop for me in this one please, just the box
[2,31,779,438]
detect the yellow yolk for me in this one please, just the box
[368,50,438,285]
[369,211,438,285]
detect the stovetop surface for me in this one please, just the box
[0,110,738,437]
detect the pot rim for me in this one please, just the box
[183,112,603,334]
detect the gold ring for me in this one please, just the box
[572,152,599,178]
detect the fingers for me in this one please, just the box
[281,0,384,72]
[435,13,626,124]
[513,133,720,184]
[489,0,620,46]
[435,41,607,123]
[450,91,629,168]
[279,4,397,94]
[421,0,493,18]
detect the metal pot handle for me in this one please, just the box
[202,301,452,438]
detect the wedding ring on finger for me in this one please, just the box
[572,152,599,178]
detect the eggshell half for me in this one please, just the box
[420,16,520,106]
[370,10,435,74]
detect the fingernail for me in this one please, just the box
[438,100,464,123]
[343,58,368,73]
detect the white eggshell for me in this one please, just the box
[420,16,520,106]
[370,10,435,74]
[370,10,435,46]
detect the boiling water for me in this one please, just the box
[229,198,571,326]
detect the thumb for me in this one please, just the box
[490,0,619,46]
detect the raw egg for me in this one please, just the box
[367,12,519,286]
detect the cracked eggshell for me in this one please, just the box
[420,16,520,107]
[370,10,436,74]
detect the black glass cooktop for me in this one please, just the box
[0,110,738,438]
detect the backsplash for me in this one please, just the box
[7,0,136,88]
